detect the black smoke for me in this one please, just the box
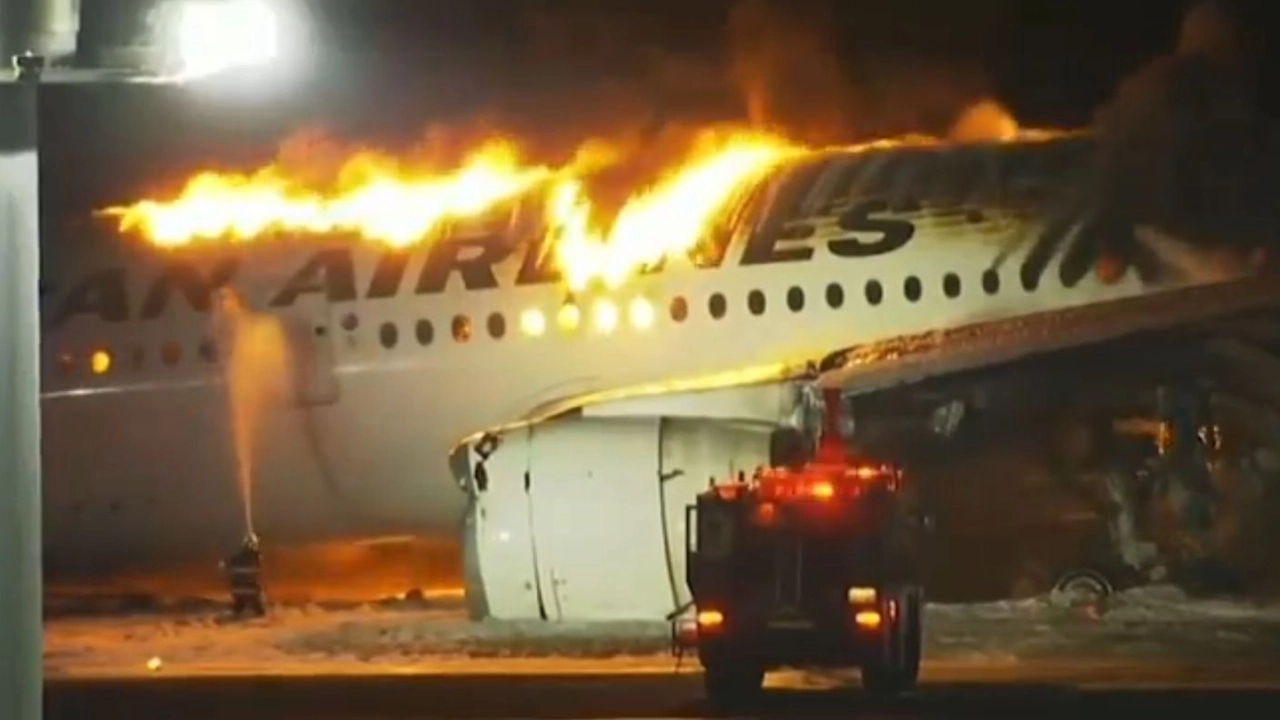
[1022,1,1280,288]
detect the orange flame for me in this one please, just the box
[548,130,800,290]
[103,139,556,248]
[101,102,1069,291]
[103,128,801,290]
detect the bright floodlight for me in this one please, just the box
[172,0,280,78]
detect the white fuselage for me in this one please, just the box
[38,141,1234,578]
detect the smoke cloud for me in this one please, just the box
[724,0,856,143]
[409,0,996,153]
[1035,1,1277,284]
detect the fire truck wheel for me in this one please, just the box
[861,585,922,696]
[702,662,765,707]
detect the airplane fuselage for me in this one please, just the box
[37,140,1236,575]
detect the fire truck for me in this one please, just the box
[672,389,925,706]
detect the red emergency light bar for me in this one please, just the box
[751,463,900,502]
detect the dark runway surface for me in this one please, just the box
[45,671,1280,720]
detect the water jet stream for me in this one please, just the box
[212,289,292,537]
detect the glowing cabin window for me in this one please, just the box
[592,299,619,334]
[90,350,112,375]
[628,297,655,329]
[670,296,689,323]
[1096,256,1126,285]
[520,309,546,337]
[557,303,581,332]
[452,315,472,343]
[487,312,507,339]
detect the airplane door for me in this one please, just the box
[527,417,673,620]
[277,294,339,406]
[467,428,544,619]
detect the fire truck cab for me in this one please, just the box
[672,392,924,706]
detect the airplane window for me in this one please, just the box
[55,352,74,376]
[981,269,1000,295]
[341,313,359,332]
[670,296,689,322]
[160,341,181,366]
[452,315,473,342]
[198,339,218,363]
[747,289,766,316]
[90,349,112,375]
[786,286,805,312]
[865,280,884,306]
[1020,265,1040,292]
[379,322,399,349]
[943,273,962,299]
[826,283,844,309]
[557,302,581,332]
[965,209,985,224]
[903,276,922,303]
[708,292,727,320]
[520,308,547,336]
[416,319,434,346]
[487,312,507,339]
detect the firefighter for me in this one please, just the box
[222,532,266,618]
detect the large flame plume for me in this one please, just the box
[101,101,1054,291]
[548,129,801,290]
[106,139,558,249]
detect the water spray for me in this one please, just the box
[211,287,291,540]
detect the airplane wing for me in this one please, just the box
[814,273,1280,397]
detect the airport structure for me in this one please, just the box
[0,71,43,720]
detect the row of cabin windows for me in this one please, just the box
[54,339,216,377]
[52,268,1026,374]
[376,269,1009,349]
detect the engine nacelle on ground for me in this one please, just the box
[460,416,772,620]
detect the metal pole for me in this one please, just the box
[0,54,44,720]
[0,0,79,63]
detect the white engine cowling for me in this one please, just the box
[460,415,772,620]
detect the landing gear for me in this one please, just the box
[701,659,764,709]
[861,585,923,696]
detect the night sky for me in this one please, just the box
[41,0,1280,219]
[275,0,1276,126]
